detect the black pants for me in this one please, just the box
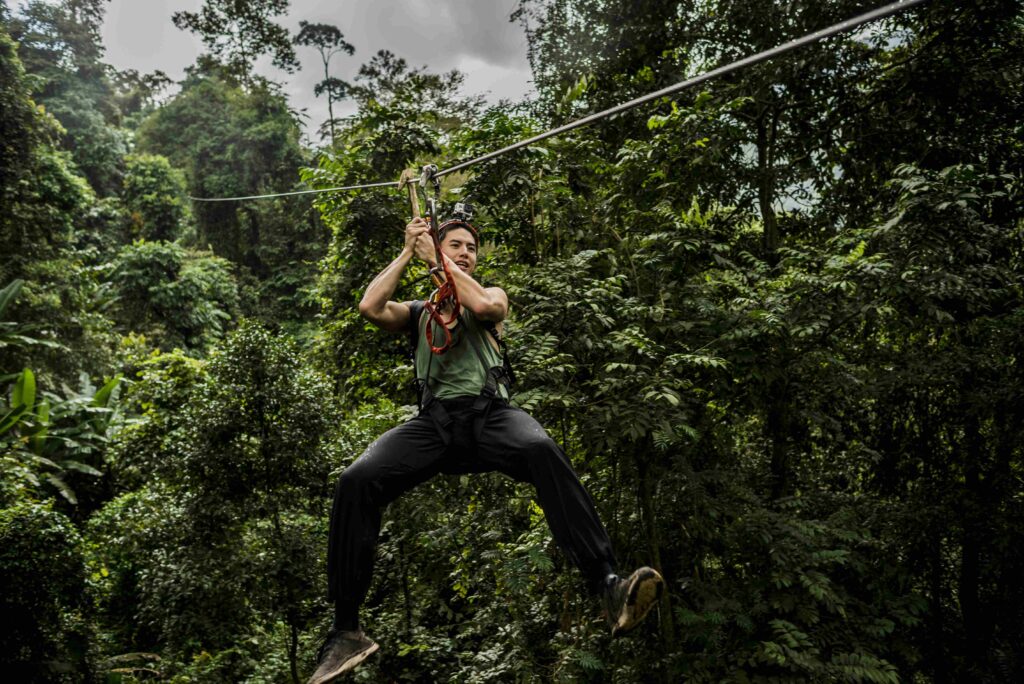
[327,398,616,612]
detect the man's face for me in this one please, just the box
[441,227,478,275]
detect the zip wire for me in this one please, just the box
[188,180,398,202]
[187,0,929,203]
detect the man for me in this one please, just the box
[308,216,664,683]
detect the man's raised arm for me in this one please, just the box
[438,252,508,323]
[357,219,431,332]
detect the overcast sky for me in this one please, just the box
[10,0,536,138]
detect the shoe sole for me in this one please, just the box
[612,567,665,637]
[315,641,379,684]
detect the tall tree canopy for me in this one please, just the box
[172,0,299,84]
[6,0,127,195]
[294,20,354,145]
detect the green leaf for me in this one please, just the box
[0,405,29,436]
[62,460,103,477]
[92,374,123,409]
[3,335,64,349]
[11,368,36,410]
[0,279,24,318]
[576,650,604,671]
[35,398,50,427]
[31,398,50,455]
[45,474,78,505]
[27,454,61,469]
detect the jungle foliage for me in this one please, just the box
[2,1,1022,683]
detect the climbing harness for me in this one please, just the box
[188,0,930,204]
[407,300,515,445]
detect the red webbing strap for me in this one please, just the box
[422,212,460,354]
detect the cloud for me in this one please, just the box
[287,0,533,131]
[95,0,533,135]
[296,0,526,71]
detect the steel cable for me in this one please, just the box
[188,0,929,202]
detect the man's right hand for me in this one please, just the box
[405,218,435,266]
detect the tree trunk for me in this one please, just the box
[243,206,264,276]
[767,375,791,500]
[756,110,780,265]
[637,454,676,659]
[960,406,993,674]
[398,536,413,637]
[920,402,950,683]
[928,536,950,684]
[324,58,336,147]
[289,623,299,684]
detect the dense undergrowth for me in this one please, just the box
[2,1,1022,682]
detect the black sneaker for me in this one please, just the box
[306,629,378,684]
[602,567,665,637]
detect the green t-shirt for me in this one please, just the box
[414,307,508,400]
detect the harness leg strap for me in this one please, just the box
[418,383,453,446]
[472,366,510,441]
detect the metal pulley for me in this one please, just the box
[398,164,441,219]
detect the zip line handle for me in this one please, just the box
[400,166,448,290]
[400,164,460,354]
[399,168,421,219]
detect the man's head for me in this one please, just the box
[438,220,478,275]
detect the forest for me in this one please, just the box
[1,0,1022,682]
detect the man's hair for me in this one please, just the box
[438,219,479,246]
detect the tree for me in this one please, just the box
[90,323,338,682]
[0,501,92,682]
[502,1,1024,680]
[294,20,354,146]
[121,154,188,241]
[1,24,117,384]
[7,0,108,76]
[110,68,172,125]
[173,0,299,85]
[106,240,239,352]
[2,1,1022,682]
[0,14,92,226]
[136,67,323,323]
[347,48,478,116]
[7,0,128,196]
